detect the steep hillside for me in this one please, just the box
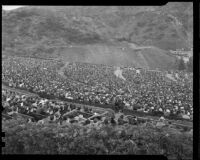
[2,3,192,49]
[2,3,192,70]
[51,44,176,70]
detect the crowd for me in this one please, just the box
[2,56,193,121]
[2,88,141,127]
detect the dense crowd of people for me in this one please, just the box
[2,88,148,127]
[2,56,193,121]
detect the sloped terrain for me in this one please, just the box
[56,44,175,70]
[2,3,192,70]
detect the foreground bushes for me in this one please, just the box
[2,118,192,159]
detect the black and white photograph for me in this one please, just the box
[2,3,193,159]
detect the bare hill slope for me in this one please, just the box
[2,3,192,70]
[57,44,175,70]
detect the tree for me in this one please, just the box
[178,58,186,71]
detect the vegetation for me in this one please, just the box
[2,4,192,52]
[2,118,193,158]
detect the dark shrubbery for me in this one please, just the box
[2,118,192,158]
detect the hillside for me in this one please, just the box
[2,3,192,70]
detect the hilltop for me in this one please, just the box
[2,3,193,70]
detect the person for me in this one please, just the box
[37,119,44,125]
[103,118,109,125]
[118,115,125,125]
[27,118,33,123]
[84,119,91,125]
[156,116,166,127]
[7,108,14,115]
[110,117,116,126]
[49,115,54,123]
[36,107,44,115]
[123,115,129,124]
[70,118,78,124]
[93,117,98,123]
[159,116,165,121]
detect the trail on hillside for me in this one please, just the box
[129,42,155,50]
[166,74,177,82]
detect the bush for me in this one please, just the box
[2,119,192,158]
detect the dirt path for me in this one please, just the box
[129,42,155,50]
[166,73,177,82]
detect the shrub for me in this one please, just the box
[2,118,192,158]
